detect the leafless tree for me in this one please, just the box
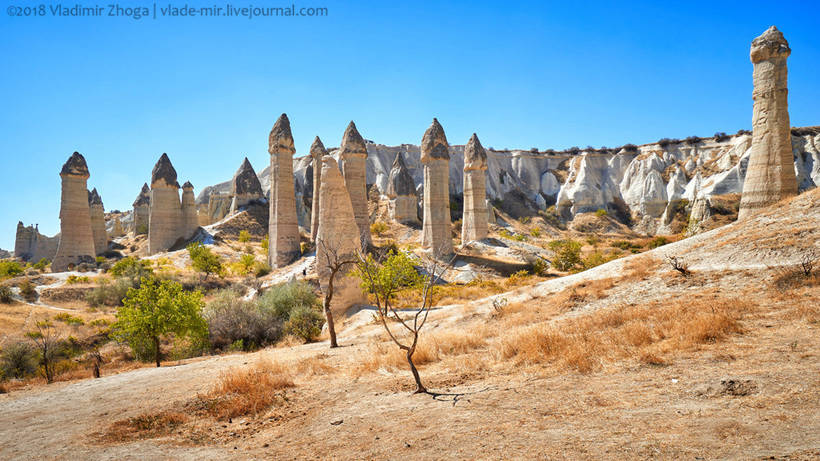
[666,254,690,276]
[355,245,455,394]
[26,319,61,384]
[799,250,817,277]
[316,237,358,348]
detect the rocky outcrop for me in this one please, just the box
[420,119,453,257]
[462,134,488,243]
[52,152,96,271]
[229,157,264,215]
[14,222,59,262]
[148,153,182,255]
[268,113,301,267]
[309,137,326,241]
[339,121,371,247]
[386,152,418,224]
[739,26,798,219]
[132,183,150,235]
[181,181,199,239]
[88,188,107,255]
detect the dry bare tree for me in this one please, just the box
[666,254,690,275]
[799,250,817,277]
[354,246,454,394]
[316,237,359,348]
[26,319,61,383]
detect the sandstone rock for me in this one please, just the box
[268,113,300,267]
[181,181,199,239]
[420,118,453,257]
[339,121,371,247]
[386,152,418,224]
[739,26,798,219]
[309,136,326,241]
[14,222,59,262]
[88,188,107,255]
[52,152,96,271]
[148,153,182,255]
[132,183,150,235]
[229,157,264,215]
[462,133,489,243]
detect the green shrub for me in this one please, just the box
[520,216,531,224]
[582,251,618,270]
[204,289,282,351]
[530,227,542,238]
[109,257,153,284]
[0,286,13,304]
[547,239,583,272]
[238,230,251,243]
[86,278,133,307]
[19,281,37,302]
[96,256,106,265]
[284,305,324,342]
[0,261,24,279]
[258,280,319,321]
[32,258,50,272]
[261,236,269,252]
[66,275,90,284]
[648,236,669,249]
[0,342,38,379]
[611,240,640,251]
[595,208,608,217]
[531,258,550,276]
[187,242,224,280]
[370,221,389,236]
[254,262,271,278]
[54,313,85,326]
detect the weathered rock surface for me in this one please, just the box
[229,157,264,215]
[52,152,96,271]
[268,113,301,268]
[386,152,418,224]
[132,183,150,235]
[88,188,107,255]
[462,133,489,243]
[148,153,182,255]
[420,119,453,256]
[14,222,59,262]
[309,136,326,241]
[339,121,371,247]
[181,181,199,239]
[739,26,798,219]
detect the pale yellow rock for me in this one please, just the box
[339,121,371,248]
[229,157,264,215]
[462,133,489,243]
[309,136,326,242]
[268,113,301,267]
[52,152,96,271]
[148,153,182,255]
[386,152,418,224]
[88,189,107,255]
[132,183,150,235]
[181,181,199,239]
[420,118,453,257]
[739,26,798,219]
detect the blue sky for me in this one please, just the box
[1,0,818,250]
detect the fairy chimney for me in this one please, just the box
[462,134,489,243]
[52,152,96,271]
[132,183,150,235]
[88,188,107,255]
[229,157,264,214]
[181,181,198,239]
[386,152,418,224]
[339,121,371,248]
[420,118,453,257]
[268,113,301,267]
[309,136,326,242]
[148,153,182,254]
[739,26,798,219]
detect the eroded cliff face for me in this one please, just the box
[196,127,819,235]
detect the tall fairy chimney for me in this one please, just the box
[267,113,301,267]
[52,152,96,271]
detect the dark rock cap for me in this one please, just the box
[420,118,450,162]
[310,136,327,159]
[182,181,194,190]
[464,133,488,171]
[133,183,151,207]
[268,113,295,155]
[60,151,90,177]
[387,152,416,197]
[151,153,179,188]
[88,188,103,206]
[339,121,367,158]
[231,157,264,197]
[751,26,790,63]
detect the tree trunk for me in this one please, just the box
[154,336,161,367]
[406,349,426,394]
[324,279,338,348]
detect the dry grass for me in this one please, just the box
[357,327,488,373]
[390,275,542,309]
[194,359,294,420]
[496,296,752,373]
[621,256,662,282]
[99,411,187,443]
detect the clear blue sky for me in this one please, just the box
[1,0,818,250]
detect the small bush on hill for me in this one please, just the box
[548,240,583,272]
[187,242,224,280]
[0,260,24,279]
[595,209,608,217]
[19,280,37,302]
[0,286,13,304]
[0,341,38,379]
[238,230,251,243]
[86,278,133,307]
[109,257,153,285]
[284,305,325,342]
[32,258,50,272]
[66,275,90,284]
[648,236,669,249]
[370,221,389,236]
[204,289,282,351]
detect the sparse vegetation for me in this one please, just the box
[0,341,38,380]
[258,280,323,343]
[238,230,251,243]
[19,280,37,302]
[548,239,583,272]
[666,255,690,275]
[196,359,293,420]
[204,289,281,351]
[187,242,224,280]
[101,411,188,442]
[595,208,608,217]
[0,260,24,279]
[26,320,61,383]
[370,221,389,236]
[0,285,13,304]
[648,236,669,249]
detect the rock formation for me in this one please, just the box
[739,26,798,219]
[268,113,301,267]
[148,153,182,255]
[339,121,371,248]
[52,152,96,271]
[181,181,199,239]
[229,157,264,215]
[462,133,489,243]
[386,152,418,224]
[309,136,326,241]
[88,188,107,255]
[315,156,365,314]
[14,222,59,262]
[420,118,454,256]
[132,183,150,235]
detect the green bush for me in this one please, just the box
[582,251,618,270]
[0,342,38,379]
[0,286,13,304]
[204,289,282,350]
[86,278,133,307]
[109,257,153,284]
[66,275,90,284]
[611,240,641,251]
[261,236,269,252]
[284,305,324,342]
[530,227,542,238]
[54,313,85,326]
[595,208,608,217]
[0,261,24,279]
[238,230,251,243]
[258,280,319,321]
[531,258,550,276]
[547,239,583,272]
[19,281,37,302]
[648,236,669,249]
[32,258,50,272]
[254,262,272,278]
[238,254,256,275]
[187,242,224,280]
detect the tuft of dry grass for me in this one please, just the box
[195,359,294,420]
[99,411,187,443]
[357,328,488,374]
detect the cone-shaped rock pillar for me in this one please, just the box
[316,156,365,314]
[339,121,371,248]
[52,152,96,271]
[181,181,198,239]
[309,136,327,242]
[268,114,301,267]
[132,183,150,235]
[387,152,418,224]
[88,188,107,255]
[148,153,182,255]
[739,26,798,219]
[229,157,264,214]
[420,118,453,257]
[462,134,489,243]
